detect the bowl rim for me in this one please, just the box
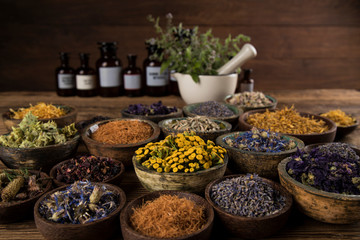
[120,190,214,239]
[34,182,127,228]
[120,106,183,118]
[224,93,277,108]
[82,118,161,148]
[215,131,305,156]
[205,174,293,220]
[183,102,241,120]
[278,156,360,200]
[173,72,238,78]
[49,156,125,187]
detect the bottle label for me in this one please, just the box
[124,74,141,90]
[76,75,97,90]
[58,74,75,89]
[146,66,169,86]
[240,83,254,92]
[99,67,122,87]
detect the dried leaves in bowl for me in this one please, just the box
[125,101,177,116]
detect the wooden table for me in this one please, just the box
[0,89,359,240]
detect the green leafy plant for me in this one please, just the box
[147,13,251,83]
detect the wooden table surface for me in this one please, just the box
[0,89,359,240]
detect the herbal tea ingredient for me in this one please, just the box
[287,143,360,194]
[55,155,122,184]
[0,112,77,148]
[130,194,206,238]
[192,101,234,118]
[126,101,177,115]
[320,109,356,127]
[210,174,286,217]
[91,120,153,145]
[227,91,273,107]
[10,102,67,119]
[224,128,296,153]
[135,131,226,173]
[166,116,224,132]
[38,181,119,224]
[246,106,329,134]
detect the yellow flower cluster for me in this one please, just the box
[135,131,226,173]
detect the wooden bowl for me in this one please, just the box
[278,148,360,224]
[34,183,126,240]
[224,94,277,112]
[158,117,232,142]
[0,170,52,223]
[183,102,241,126]
[121,107,183,123]
[336,119,359,139]
[0,134,80,173]
[133,155,228,193]
[205,174,293,239]
[2,104,77,131]
[49,157,125,187]
[82,118,160,167]
[120,190,214,240]
[216,132,304,180]
[239,109,337,145]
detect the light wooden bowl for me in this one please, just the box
[121,107,183,123]
[120,190,214,240]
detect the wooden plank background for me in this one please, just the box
[0,0,359,91]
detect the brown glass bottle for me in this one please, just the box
[240,69,254,92]
[123,54,143,97]
[143,44,169,96]
[55,52,76,96]
[169,69,180,96]
[96,42,123,97]
[76,53,97,97]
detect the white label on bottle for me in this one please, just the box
[76,75,97,90]
[99,67,122,87]
[146,66,169,86]
[124,74,141,90]
[170,69,177,82]
[240,83,254,92]
[58,74,75,89]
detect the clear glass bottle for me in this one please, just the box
[123,54,143,97]
[76,53,97,97]
[55,52,76,96]
[96,42,123,97]
[240,69,254,92]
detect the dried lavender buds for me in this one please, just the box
[165,116,225,132]
[126,101,177,116]
[55,155,122,184]
[192,101,234,118]
[227,91,273,107]
[210,174,286,217]
[287,143,360,195]
[38,181,119,224]
[224,128,296,153]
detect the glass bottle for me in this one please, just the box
[123,54,143,97]
[143,43,169,96]
[55,52,76,96]
[169,69,180,96]
[96,42,123,97]
[76,53,97,97]
[240,69,254,92]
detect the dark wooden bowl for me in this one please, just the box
[216,132,304,180]
[336,119,359,139]
[34,183,126,240]
[239,109,337,145]
[133,155,228,193]
[82,118,160,167]
[0,170,52,223]
[120,190,214,240]
[0,134,80,173]
[278,149,360,224]
[183,102,242,127]
[2,104,77,131]
[49,157,125,187]
[158,117,232,142]
[121,107,183,123]
[224,94,277,112]
[205,174,293,239]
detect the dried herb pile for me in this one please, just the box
[192,101,234,118]
[227,91,273,107]
[125,101,177,116]
[10,102,67,119]
[135,131,226,173]
[287,143,360,194]
[130,194,206,238]
[165,116,225,132]
[320,109,356,127]
[0,112,77,148]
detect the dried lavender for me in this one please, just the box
[38,181,119,224]
[224,128,296,153]
[210,174,286,217]
[126,101,177,116]
[165,116,225,132]
[287,143,360,195]
[192,101,234,117]
[227,91,273,107]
